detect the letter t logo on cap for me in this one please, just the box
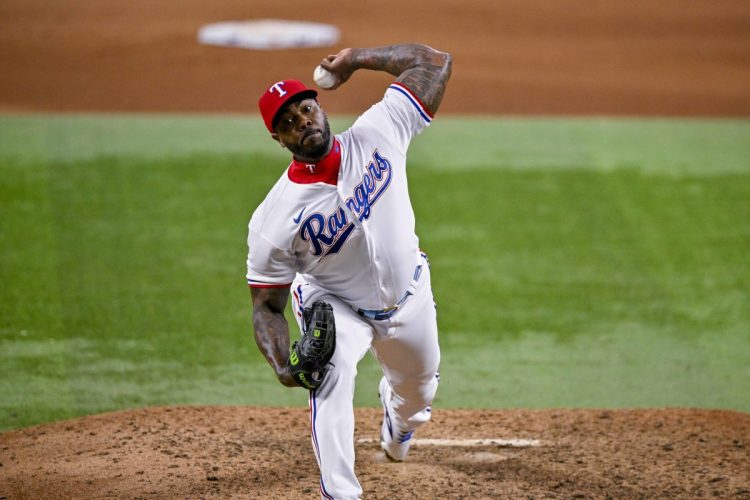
[270,81,287,97]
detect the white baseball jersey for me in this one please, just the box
[246,83,433,310]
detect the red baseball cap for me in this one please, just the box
[258,79,318,133]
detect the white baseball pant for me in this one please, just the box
[291,254,440,500]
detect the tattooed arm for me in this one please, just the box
[250,286,298,387]
[320,44,452,115]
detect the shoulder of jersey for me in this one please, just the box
[344,107,393,147]
[253,165,338,232]
[250,177,301,228]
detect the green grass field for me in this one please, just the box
[1,115,749,432]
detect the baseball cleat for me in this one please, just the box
[378,376,414,462]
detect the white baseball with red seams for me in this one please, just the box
[313,65,338,89]
[247,83,440,499]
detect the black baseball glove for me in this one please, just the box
[287,300,336,390]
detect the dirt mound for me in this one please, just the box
[1,406,749,499]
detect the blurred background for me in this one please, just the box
[1,0,749,431]
[2,0,749,115]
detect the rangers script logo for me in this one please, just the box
[300,150,393,257]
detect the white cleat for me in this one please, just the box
[378,376,414,462]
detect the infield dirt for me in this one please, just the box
[1,0,750,115]
[1,407,749,499]
[2,0,750,498]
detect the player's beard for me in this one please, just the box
[288,120,332,162]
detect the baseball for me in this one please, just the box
[313,65,338,89]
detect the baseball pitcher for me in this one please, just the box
[247,43,452,499]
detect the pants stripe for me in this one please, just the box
[310,391,334,499]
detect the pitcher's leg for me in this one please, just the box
[371,266,440,434]
[294,288,373,500]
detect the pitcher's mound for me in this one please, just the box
[1,406,749,498]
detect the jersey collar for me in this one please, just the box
[287,138,341,186]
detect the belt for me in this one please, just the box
[356,263,424,321]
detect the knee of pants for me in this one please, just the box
[329,338,362,378]
[315,349,359,397]
[393,371,439,408]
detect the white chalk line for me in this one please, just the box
[357,438,542,448]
